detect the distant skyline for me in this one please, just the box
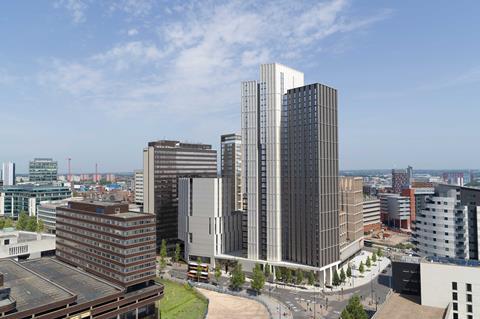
[1,1,479,173]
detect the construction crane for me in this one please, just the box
[66,158,72,182]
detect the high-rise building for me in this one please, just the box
[242,63,304,262]
[56,201,157,287]
[29,158,58,183]
[339,177,364,255]
[380,193,411,229]
[363,198,381,232]
[392,168,410,193]
[134,169,144,206]
[143,140,217,247]
[220,133,243,254]
[1,162,15,186]
[281,83,340,269]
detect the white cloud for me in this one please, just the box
[109,0,154,17]
[127,28,139,36]
[54,0,89,24]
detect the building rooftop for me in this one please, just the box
[0,259,74,314]
[22,258,122,303]
[422,256,480,268]
[0,183,69,192]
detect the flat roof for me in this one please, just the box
[0,259,74,313]
[22,258,121,304]
[422,256,480,268]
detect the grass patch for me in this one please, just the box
[156,278,208,319]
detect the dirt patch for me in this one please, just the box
[197,288,269,319]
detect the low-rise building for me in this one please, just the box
[37,197,83,234]
[0,184,71,218]
[363,198,381,233]
[380,194,411,230]
[0,229,55,260]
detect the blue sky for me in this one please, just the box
[1,0,479,173]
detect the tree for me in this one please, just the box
[377,247,383,258]
[275,266,283,282]
[372,252,377,264]
[196,257,202,282]
[0,219,5,229]
[214,265,222,285]
[173,243,181,264]
[230,263,245,290]
[4,218,13,228]
[264,263,271,281]
[296,269,304,285]
[343,295,368,319]
[16,212,28,230]
[307,271,315,286]
[332,270,341,286]
[346,265,352,278]
[37,219,45,233]
[366,256,371,269]
[285,268,292,284]
[340,268,346,283]
[159,239,167,271]
[251,263,266,294]
[359,261,365,275]
[26,217,37,232]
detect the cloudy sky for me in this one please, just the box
[1,0,479,173]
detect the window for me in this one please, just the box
[189,233,193,243]
[453,292,458,300]
[467,315,472,319]
[453,303,458,311]
[467,294,472,302]
[452,282,458,290]
[453,313,458,319]
[467,283,472,292]
[467,304,472,313]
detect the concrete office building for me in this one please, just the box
[1,162,15,186]
[380,193,411,229]
[339,177,364,255]
[178,178,222,268]
[281,82,340,272]
[392,168,410,193]
[134,169,144,207]
[421,257,480,319]
[0,230,55,260]
[242,63,304,262]
[56,201,157,287]
[29,158,58,182]
[412,187,435,218]
[37,197,82,234]
[143,140,217,247]
[363,198,381,232]
[0,184,71,218]
[414,185,480,260]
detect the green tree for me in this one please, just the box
[275,266,283,282]
[359,261,365,275]
[296,269,304,285]
[196,257,202,282]
[285,268,292,284]
[214,265,222,285]
[0,219,5,229]
[377,247,383,258]
[26,217,37,232]
[173,243,181,264]
[346,265,352,278]
[37,219,45,233]
[372,252,377,263]
[332,270,340,286]
[16,212,28,230]
[4,218,13,228]
[230,263,245,290]
[340,268,346,283]
[264,263,271,281]
[159,239,167,271]
[251,263,266,293]
[366,256,371,269]
[343,295,368,319]
[307,271,315,286]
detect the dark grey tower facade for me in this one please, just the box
[143,141,217,248]
[281,83,340,268]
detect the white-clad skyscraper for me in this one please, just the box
[2,162,15,186]
[241,63,304,262]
